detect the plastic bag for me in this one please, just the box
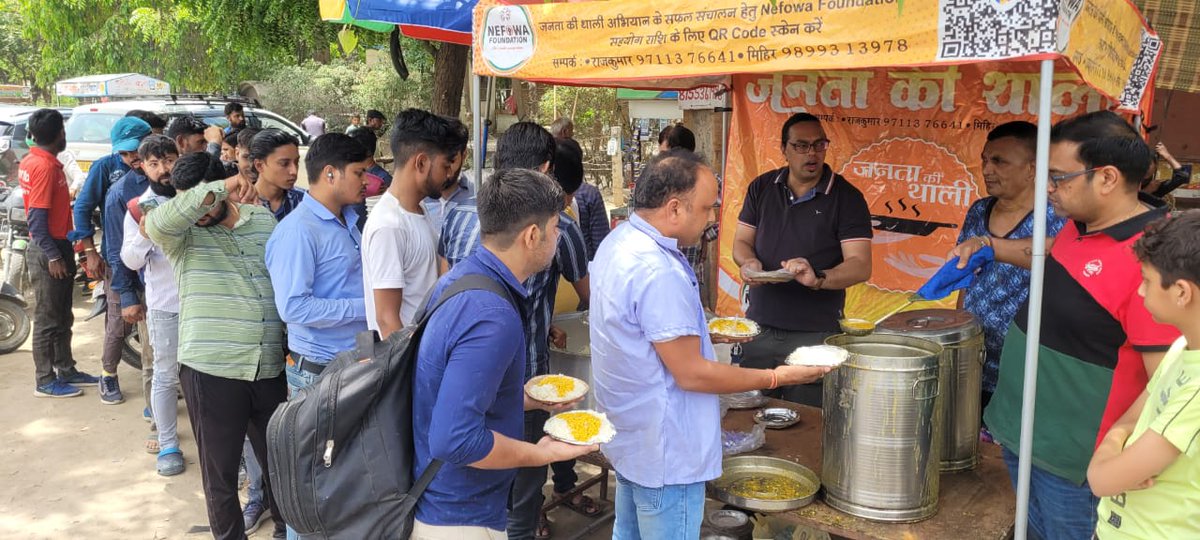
[722,424,766,456]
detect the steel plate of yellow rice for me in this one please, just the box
[708,317,760,339]
[544,410,616,445]
[525,374,589,403]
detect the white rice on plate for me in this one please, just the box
[525,374,589,403]
[544,410,617,445]
[785,345,850,367]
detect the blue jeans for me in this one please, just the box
[1002,446,1099,540]
[613,473,705,540]
[244,437,264,506]
[285,360,322,540]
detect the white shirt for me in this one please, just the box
[120,189,179,313]
[59,150,85,192]
[361,191,438,331]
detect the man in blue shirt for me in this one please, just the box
[71,117,151,404]
[412,167,594,539]
[250,129,306,221]
[265,133,369,391]
[98,135,178,409]
[591,151,831,539]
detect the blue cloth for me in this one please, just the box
[412,247,529,530]
[590,213,722,488]
[572,183,610,260]
[264,195,368,363]
[70,153,130,242]
[613,474,706,540]
[1002,447,1097,540]
[523,213,589,380]
[438,200,480,267]
[958,197,1066,394]
[260,188,306,222]
[915,246,995,301]
[103,169,149,307]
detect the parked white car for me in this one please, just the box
[65,98,313,188]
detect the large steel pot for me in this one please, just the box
[821,334,945,523]
[876,309,984,472]
[548,311,595,410]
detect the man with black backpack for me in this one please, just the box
[411,168,596,539]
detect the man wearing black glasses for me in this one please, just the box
[952,111,1176,540]
[732,112,872,406]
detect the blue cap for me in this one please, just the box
[110,117,152,153]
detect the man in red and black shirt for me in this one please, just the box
[956,111,1179,539]
[21,109,98,398]
[733,113,873,406]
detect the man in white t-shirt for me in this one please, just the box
[362,109,468,338]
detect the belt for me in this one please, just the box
[288,354,328,375]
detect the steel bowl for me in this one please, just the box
[838,318,875,336]
[754,407,801,429]
[708,455,821,513]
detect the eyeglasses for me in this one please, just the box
[1049,167,1101,187]
[787,140,831,154]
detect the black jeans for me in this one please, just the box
[180,364,287,540]
[26,240,78,387]
[551,459,579,494]
[739,325,834,407]
[508,409,550,540]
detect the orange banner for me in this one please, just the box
[716,61,1115,320]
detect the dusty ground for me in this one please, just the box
[0,295,618,539]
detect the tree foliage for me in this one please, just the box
[0,0,43,98]
[16,0,347,94]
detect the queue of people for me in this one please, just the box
[15,103,1200,540]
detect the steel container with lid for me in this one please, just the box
[821,334,945,522]
[876,309,984,472]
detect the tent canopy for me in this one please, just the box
[55,73,171,98]
[319,0,477,44]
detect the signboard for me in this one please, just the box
[473,0,1160,113]
[679,85,727,110]
[715,61,1112,319]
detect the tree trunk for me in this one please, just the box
[431,43,470,117]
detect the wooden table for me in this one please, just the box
[722,400,1015,540]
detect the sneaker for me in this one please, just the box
[243,502,270,535]
[60,371,100,386]
[143,407,153,422]
[34,379,83,398]
[99,375,124,405]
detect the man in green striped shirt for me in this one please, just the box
[144,152,288,540]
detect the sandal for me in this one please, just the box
[535,513,551,540]
[145,432,160,454]
[157,448,185,477]
[558,492,603,517]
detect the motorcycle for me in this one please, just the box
[0,185,32,354]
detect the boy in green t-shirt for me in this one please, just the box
[1088,210,1200,539]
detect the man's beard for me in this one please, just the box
[198,201,230,227]
[149,178,176,198]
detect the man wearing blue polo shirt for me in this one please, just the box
[591,151,831,539]
[265,133,370,392]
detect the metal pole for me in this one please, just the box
[1014,58,1055,540]
[470,64,483,187]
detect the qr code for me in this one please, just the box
[1119,30,1162,109]
[938,0,1058,60]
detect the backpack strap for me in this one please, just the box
[405,273,520,505]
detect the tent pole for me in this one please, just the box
[471,62,483,187]
[1015,58,1054,540]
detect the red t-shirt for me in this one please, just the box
[18,147,72,240]
[1052,210,1182,447]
